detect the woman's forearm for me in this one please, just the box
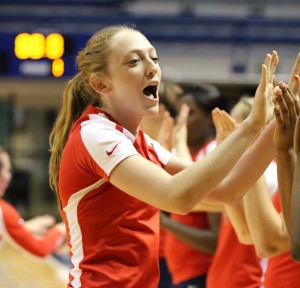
[277,149,296,236]
[206,119,276,205]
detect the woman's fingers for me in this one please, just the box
[286,85,300,117]
[176,103,190,128]
[288,52,300,89]
[275,82,298,128]
[270,51,279,84]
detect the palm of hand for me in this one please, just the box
[250,52,279,127]
[171,103,189,148]
[274,81,299,151]
[252,69,275,127]
[274,53,300,152]
[288,55,300,153]
[212,108,237,144]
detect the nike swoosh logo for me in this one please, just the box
[106,142,121,156]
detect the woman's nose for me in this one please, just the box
[146,60,159,77]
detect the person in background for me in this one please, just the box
[160,90,279,288]
[290,103,300,263]
[290,106,300,262]
[141,81,184,288]
[206,95,278,288]
[49,24,278,287]
[207,54,300,287]
[168,94,276,288]
[242,81,300,288]
[233,55,300,287]
[272,53,300,263]
[0,145,65,258]
[160,83,228,288]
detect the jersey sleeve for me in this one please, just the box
[0,200,64,258]
[80,120,140,177]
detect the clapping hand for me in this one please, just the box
[248,51,279,128]
[212,108,238,145]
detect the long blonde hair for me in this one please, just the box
[49,25,139,207]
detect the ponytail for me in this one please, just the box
[49,25,140,211]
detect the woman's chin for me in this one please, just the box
[146,104,159,115]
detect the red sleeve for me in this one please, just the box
[1,200,64,258]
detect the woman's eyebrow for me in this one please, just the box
[127,47,156,54]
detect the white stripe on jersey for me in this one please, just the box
[64,178,106,288]
[80,116,138,177]
[80,113,172,177]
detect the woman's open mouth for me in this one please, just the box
[143,85,158,100]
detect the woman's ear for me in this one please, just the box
[89,74,111,94]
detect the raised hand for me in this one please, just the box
[171,103,190,148]
[248,51,279,128]
[212,108,238,145]
[287,53,300,100]
[274,82,299,151]
[285,52,300,153]
[274,52,300,152]
[156,107,175,151]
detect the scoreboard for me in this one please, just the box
[0,32,91,78]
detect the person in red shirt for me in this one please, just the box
[141,83,184,288]
[49,24,279,287]
[208,77,300,288]
[0,146,65,258]
[205,96,277,288]
[160,84,227,288]
[291,118,300,262]
[273,53,300,264]
[291,109,300,262]
[243,64,300,288]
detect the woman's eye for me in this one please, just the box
[152,57,159,63]
[129,59,140,65]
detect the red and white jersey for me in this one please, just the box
[59,105,173,288]
[0,199,63,258]
[193,139,216,162]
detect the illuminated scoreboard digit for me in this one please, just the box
[0,32,89,77]
[14,32,65,77]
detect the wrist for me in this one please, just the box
[241,118,265,135]
[276,148,295,159]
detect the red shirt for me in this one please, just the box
[206,213,262,288]
[0,199,63,257]
[165,212,213,284]
[159,228,168,258]
[263,192,300,288]
[59,106,173,288]
[165,140,216,285]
